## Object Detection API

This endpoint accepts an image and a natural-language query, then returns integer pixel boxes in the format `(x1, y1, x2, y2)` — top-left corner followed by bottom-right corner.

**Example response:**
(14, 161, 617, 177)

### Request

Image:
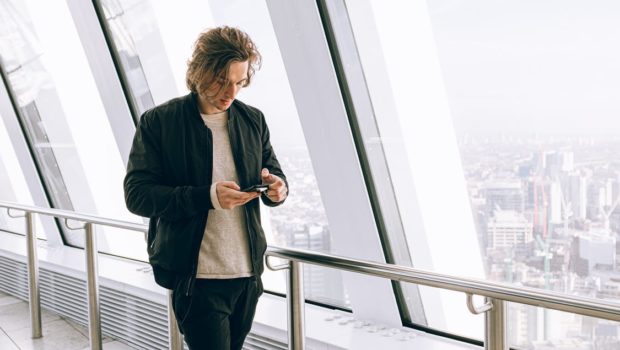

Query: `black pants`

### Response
(172, 276, 261, 350)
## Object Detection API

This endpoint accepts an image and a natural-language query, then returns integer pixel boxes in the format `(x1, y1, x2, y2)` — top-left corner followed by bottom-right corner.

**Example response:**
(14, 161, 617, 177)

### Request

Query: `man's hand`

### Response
(216, 181, 260, 209)
(261, 168, 287, 202)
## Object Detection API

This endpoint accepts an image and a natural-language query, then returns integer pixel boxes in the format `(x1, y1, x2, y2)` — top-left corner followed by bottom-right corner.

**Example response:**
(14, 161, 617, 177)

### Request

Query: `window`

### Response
(0, 109, 45, 239)
(344, 0, 620, 346)
(98, 0, 347, 307)
(0, 0, 144, 259)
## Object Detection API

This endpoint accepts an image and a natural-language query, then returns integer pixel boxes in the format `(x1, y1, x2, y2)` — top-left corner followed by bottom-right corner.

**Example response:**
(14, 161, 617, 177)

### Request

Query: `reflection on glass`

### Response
(99, 0, 348, 307)
(0, 0, 73, 234)
(0, 110, 45, 239)
(100, 0, 157, 115)
(347, 0, 620, 346)
(20, 103, 74, 210)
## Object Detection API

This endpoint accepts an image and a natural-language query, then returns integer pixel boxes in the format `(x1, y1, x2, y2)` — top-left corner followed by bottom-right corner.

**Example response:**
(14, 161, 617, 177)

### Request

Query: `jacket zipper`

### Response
(149, 218, 160, 250)
(228, 120, 258, 275)
(186, 125, 213, 296)
(186, 212, 207, 296)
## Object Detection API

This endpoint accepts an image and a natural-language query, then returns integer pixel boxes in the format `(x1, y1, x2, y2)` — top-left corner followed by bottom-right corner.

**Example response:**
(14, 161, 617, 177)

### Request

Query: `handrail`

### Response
(0, 201, 179, 350)
(2, 201, 620, 350)
(266, 247, 620, 322)
(2, 202, 148, 232)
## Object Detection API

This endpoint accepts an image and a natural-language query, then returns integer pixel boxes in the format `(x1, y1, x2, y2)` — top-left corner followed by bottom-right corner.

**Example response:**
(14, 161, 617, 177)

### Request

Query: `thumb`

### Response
(261, 168, 270, 180)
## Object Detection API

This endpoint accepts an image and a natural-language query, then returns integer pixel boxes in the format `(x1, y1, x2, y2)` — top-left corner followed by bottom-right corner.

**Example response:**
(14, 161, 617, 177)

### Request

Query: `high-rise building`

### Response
(509, 304, 541, 347)
(587, 183, 606, 221)
(286, 225, 346, 306)
(570, 232, 616, 277)
(487, 210, 533, 248)
(545, 151, 574, 178)
(549, 182, 563, 225)
(484, 180, 524, 216)
(568, 174, 588, 220)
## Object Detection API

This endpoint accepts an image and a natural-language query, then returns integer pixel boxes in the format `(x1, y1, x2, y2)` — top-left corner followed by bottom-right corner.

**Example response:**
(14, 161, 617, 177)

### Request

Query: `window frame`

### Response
(0, 60, 63, 246)
(265, 0, 401, 324)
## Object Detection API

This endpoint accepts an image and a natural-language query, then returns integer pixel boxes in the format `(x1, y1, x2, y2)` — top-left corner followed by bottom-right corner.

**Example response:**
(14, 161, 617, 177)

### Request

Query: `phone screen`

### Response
(242, 184, 269, 192)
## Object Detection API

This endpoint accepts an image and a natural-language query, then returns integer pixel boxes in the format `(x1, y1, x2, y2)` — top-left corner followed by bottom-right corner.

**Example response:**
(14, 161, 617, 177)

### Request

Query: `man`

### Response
(124, 26, 287, 349)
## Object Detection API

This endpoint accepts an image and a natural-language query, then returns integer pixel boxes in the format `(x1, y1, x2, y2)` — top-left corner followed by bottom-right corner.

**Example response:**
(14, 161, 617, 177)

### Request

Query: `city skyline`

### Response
(459, 134, 620, 348)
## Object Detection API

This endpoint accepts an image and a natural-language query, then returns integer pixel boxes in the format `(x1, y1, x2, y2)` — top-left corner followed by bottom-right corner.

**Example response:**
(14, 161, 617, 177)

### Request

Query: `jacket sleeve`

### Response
(258, 111, 288, 207)
(124, 111, 213, 220)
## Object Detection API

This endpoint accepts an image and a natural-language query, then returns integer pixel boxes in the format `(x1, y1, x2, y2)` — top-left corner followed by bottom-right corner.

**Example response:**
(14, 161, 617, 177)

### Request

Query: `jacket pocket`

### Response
(150, 217, 201, 271)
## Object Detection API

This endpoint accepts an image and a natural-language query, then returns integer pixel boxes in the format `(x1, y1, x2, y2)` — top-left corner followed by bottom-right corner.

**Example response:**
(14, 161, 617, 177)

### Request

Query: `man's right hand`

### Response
(216, 181, 259, 209)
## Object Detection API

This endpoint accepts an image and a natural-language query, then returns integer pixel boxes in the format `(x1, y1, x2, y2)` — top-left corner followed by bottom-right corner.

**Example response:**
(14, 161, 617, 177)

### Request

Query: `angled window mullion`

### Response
(0, 59, 64, 246)
(66, 0, 136, 164)
(266, 0, 401, 325)
(316, 0, 428, 326)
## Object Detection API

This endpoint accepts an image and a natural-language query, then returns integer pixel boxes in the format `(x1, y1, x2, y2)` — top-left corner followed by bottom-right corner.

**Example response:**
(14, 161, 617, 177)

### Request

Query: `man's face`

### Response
(201, 60, 249, 114)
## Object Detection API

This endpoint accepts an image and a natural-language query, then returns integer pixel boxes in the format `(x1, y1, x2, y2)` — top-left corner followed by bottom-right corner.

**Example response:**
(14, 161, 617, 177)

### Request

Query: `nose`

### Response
(226, 84, 238, 97)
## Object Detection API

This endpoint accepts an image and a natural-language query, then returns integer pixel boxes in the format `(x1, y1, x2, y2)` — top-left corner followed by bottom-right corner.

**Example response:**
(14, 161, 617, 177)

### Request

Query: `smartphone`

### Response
(241, 184, 269, 193)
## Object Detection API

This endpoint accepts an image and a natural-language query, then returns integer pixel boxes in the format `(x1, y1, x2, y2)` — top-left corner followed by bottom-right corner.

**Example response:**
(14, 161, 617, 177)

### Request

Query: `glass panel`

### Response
(100, 0, 348, 307)
(345, 0, 620, 344)
(0, 0, 145, 259)
(508, 303, 620, 349)
(0, 109, 45, 239)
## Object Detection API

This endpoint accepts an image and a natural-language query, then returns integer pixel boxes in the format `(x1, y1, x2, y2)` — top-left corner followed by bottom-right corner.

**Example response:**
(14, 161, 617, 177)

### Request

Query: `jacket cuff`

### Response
(192, 185, 214, 211)
(210, 183, 223, 210)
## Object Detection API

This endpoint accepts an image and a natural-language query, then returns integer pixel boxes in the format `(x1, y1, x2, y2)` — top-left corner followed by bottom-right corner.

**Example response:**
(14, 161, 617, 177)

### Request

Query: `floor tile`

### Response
(64, 317, 114, 343)
(0, 297, 135, 350)
(10, 318, 89, 350)
(0, 301, 60, 332)
(80, 340, 136, 350)
(0, 295, 22, 307)
(0, 329, 19, 350)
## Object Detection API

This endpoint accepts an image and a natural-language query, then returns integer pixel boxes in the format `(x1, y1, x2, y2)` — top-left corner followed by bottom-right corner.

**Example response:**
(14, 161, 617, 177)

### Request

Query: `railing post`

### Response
(168, 290, 183, 350)
(485, 297, 507, 350)
(84, 223, 102, 350)
(25, 212, 42, 338)
(287, 260, 305, 350)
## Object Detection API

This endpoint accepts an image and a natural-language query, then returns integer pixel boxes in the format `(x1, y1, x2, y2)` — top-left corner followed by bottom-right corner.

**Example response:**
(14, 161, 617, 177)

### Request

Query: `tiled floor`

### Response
(0, 290, 135, 350)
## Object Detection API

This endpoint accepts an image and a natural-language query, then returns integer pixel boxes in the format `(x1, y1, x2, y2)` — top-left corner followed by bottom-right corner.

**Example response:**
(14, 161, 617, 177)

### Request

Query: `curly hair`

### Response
(186, 26, 261, 96)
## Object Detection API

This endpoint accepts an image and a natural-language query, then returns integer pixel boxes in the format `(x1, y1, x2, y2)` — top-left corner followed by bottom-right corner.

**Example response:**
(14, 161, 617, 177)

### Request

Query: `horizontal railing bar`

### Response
(0, 201, 147, 233)
(266, 247, 620, 323)
(2, 201, 619, 325)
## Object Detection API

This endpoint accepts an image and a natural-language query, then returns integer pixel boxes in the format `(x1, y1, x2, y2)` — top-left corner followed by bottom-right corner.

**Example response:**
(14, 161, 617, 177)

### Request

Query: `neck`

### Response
(197, 94, 228, 115)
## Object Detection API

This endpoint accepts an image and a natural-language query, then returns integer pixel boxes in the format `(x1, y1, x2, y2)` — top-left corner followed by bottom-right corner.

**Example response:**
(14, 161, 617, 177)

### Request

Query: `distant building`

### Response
(509, 303, 541, 347)
(487, 210, 533, 248)
(549, 182, 563, 225)
(567, 174, 588, 220)
(483, 181, 524, 215)
(587, 181, 612, 221)
(570, 232, 616, 277)
(544, 151, 574, 178)
(286, 225, 345, 305)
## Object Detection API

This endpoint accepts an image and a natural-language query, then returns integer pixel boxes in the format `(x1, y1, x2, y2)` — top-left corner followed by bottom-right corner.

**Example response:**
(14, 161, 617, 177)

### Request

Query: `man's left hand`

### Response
(261, 168, 287, 202)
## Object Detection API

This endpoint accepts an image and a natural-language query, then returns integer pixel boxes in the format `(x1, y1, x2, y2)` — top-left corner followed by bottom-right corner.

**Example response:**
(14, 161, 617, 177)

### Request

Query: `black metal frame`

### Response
(91, 0, 141, 125)
(0, 59, 66, 245)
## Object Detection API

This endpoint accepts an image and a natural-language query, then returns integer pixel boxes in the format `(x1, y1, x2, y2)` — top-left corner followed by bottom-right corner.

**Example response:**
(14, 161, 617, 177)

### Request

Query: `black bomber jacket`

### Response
(123, 92, 287, 295)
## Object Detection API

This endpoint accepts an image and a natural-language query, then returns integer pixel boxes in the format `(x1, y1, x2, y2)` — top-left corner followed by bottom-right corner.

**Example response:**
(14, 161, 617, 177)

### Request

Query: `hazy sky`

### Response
(426, 0, 620, 136)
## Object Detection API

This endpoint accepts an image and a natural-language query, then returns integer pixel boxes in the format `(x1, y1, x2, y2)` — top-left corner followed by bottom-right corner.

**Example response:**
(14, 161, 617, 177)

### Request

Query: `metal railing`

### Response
(265, 247, 620, 350)
(2, 201, 620, 350)
(0, 201, 181, 350)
